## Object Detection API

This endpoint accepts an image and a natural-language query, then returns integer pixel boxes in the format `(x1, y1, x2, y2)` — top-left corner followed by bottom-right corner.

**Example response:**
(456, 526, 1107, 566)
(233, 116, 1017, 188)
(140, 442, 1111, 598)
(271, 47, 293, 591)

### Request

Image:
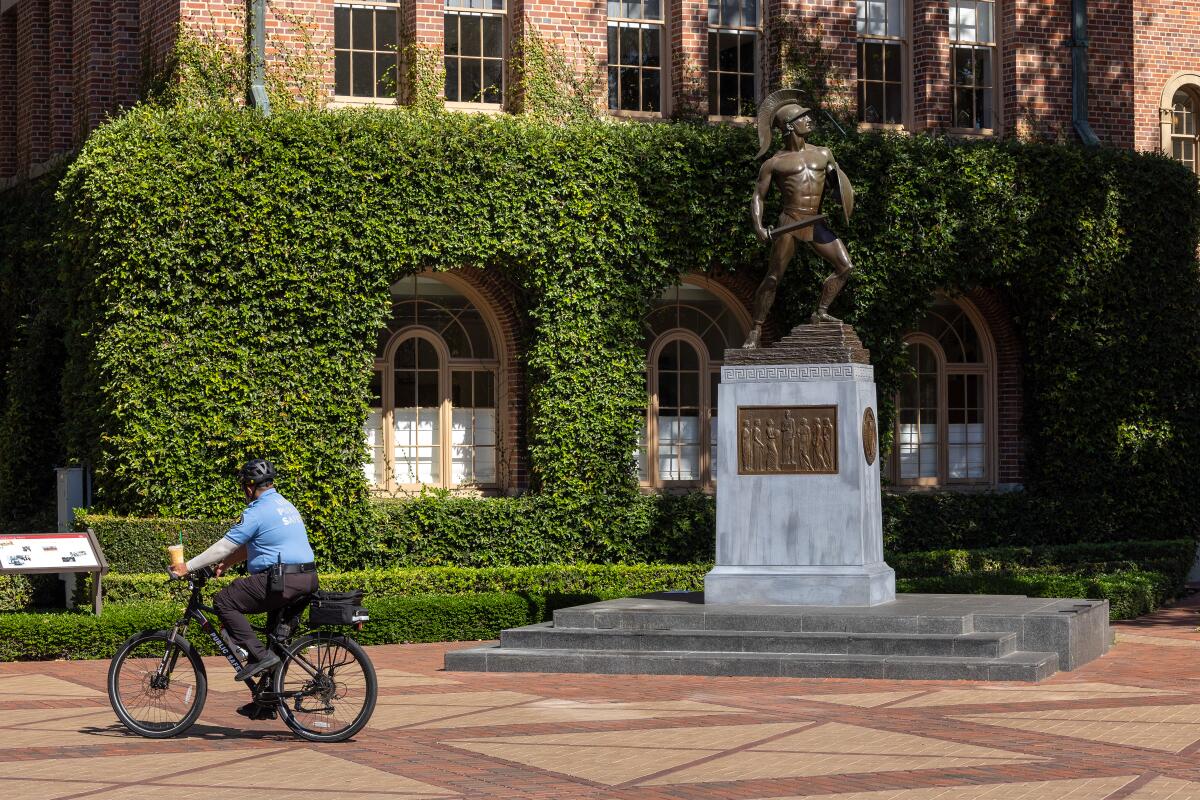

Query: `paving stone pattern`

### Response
(6, 597, 1200, 799)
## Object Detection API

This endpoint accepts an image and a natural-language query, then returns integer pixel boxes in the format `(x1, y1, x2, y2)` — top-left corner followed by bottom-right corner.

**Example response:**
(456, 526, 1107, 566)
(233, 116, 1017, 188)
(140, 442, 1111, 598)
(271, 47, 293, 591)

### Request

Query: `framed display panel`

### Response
(0, 529, 110, 614)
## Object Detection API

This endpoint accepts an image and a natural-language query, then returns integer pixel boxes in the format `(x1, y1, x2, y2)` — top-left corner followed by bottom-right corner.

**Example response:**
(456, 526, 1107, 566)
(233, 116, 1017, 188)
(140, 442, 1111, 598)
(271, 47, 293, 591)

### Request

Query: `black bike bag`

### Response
(308, 589, 369, 626)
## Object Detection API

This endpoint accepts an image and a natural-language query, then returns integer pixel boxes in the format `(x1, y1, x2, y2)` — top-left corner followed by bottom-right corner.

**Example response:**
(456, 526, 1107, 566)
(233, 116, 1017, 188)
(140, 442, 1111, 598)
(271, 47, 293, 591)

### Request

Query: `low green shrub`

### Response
(888, 538, 1195, 582)
(87, 563, 709, 605)
(0, 575, 33, 611)
(897, 568, 1175, 621)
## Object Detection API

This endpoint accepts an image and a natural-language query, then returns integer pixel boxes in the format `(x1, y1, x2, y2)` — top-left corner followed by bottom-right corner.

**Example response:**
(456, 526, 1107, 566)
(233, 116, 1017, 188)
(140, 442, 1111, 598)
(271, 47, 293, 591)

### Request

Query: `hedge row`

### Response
(0, 566, 1172, 660)
(898, 568, 1177, 622)
(79, 495, 1194, 574)
(0, 593, 611, 661)
(87, 563, 710, 606)
(82, 538, 1190, 607)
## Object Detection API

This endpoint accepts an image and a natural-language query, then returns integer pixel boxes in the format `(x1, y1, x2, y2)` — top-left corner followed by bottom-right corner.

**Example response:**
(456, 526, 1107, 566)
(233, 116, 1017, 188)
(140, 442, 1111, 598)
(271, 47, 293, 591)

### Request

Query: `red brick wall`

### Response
(1132, 0, 1200, 153)
(1002, 0, 1072, 141)
(1088, 0, 1134, 148)
(50, 0, 74, 155)
(764, 0, 855, 109)
(911, 0, 949, 129)
(0, 9, 17, 180)
(16, 0, 52, 176)
(669, 0, 707, 116)
(511, 0, 606, 110)
(968, 288, 1024, 486)
(139, 0, 179, 76)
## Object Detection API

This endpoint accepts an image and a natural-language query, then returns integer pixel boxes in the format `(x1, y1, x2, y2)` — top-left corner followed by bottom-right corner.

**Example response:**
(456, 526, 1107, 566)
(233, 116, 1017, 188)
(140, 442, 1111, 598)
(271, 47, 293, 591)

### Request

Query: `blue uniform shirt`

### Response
(222, 488, 315, 574)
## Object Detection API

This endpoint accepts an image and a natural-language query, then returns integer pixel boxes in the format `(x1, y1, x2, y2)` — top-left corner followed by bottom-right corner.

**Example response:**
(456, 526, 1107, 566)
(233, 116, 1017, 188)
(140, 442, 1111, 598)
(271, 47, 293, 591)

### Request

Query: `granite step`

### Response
(444, 646, 1060, 682)
(501, 623, 1019, 658)
(553, 606, 979, 635)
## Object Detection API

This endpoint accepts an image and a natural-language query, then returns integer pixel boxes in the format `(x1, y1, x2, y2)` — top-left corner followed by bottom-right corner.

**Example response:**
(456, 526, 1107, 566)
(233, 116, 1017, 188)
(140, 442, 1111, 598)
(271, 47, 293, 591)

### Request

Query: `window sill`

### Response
(883, 483, 997, 494)
(707, 114, 755, 126)
(445, 101, 506, 115)
(858, 122, 908, 132)
(329, 96, 399, 108)
(369, 485, 502, 499)
(608, 109, 668, 122)
(945, 127, 997, 138)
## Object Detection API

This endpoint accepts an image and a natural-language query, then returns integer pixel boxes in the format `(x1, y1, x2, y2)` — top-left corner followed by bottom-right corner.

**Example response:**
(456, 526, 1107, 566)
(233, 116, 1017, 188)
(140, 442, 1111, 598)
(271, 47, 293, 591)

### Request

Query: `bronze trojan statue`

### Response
(744, 89, 856, 348)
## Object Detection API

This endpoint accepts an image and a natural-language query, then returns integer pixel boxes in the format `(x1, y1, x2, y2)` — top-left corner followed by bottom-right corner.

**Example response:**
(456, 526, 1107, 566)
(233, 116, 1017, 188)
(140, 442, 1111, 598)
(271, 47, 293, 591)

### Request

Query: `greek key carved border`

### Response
(721, 364, 874, 383)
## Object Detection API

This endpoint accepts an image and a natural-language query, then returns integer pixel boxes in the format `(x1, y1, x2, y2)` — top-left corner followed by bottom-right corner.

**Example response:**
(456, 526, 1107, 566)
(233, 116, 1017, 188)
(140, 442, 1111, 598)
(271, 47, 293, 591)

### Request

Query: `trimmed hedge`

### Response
(0, 104, 1189, 555)
(0, 593, 609, 661)
(898, 568, 1176, 622)
(87, 563, 710, 605)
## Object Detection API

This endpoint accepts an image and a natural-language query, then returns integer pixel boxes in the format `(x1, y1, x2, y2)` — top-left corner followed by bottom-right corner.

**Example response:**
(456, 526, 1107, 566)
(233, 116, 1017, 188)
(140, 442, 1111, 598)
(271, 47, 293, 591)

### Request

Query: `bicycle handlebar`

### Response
(166, 565, 216, 582)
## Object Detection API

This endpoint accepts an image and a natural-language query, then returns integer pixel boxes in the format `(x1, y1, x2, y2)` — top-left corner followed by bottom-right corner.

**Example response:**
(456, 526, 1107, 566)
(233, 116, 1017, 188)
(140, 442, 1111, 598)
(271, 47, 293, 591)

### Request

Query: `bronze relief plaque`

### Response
(862, 407, 877, 466)
(737, 405, 838, 475)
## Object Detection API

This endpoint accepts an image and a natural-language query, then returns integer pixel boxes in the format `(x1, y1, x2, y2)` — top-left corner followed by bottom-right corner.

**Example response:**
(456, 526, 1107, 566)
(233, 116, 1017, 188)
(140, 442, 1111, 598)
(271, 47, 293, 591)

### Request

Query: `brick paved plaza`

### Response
(5, 598, 1200, 800)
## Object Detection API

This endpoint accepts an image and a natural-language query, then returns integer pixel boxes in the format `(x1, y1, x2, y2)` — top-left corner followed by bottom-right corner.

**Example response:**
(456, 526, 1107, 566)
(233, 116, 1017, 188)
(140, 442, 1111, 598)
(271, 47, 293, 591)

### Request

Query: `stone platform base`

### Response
(705, 563, 896, 606)
(444, 592, 1111, 682)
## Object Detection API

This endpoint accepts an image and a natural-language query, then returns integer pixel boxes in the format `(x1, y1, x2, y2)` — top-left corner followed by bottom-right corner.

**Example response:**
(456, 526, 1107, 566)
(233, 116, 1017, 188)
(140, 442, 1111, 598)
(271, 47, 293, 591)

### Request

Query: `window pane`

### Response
(864, 83, 884, 124)
(621, 25, 640, 66)
(886, 0, 902, 35)
(445, 58, 460, 101)
(620, 66, 639, 109)
(416, 370, 439, 408)
(866, 42, 884, 81)
(462, 60, 482, 102)
(608, 67, 619, 109)
(742, 0, 757, 26)
(645, 0, 661, 20)
(352, 52, 373, 96)
(643, 27, 660, 67)
(740, 33, 755, 74)
(377, 53, 398, 97)
(335, 7, 351, 49)
(720, 73, 739, 116)
(483, 60, 503, 103)
(884, 42, 901, 82)
(978, 1, 992, 41)
(642, 69, 661, 111)
(722, 0, 739, 26)
(352, 8, 373, 50)
(884, 83, 901, 124)
(679, 371, 700, 407)
(483, 15, 504, 57)
(461, 14, 481, 56)
(335, 51, 350, 95)
(377, 9, 398, 50)
(446, 15, 460, 55)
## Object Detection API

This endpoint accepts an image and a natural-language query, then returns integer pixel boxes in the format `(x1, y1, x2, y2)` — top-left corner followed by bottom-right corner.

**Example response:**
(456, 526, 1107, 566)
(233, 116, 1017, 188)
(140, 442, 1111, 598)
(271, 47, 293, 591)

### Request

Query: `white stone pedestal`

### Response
(704, 357, 895, 606)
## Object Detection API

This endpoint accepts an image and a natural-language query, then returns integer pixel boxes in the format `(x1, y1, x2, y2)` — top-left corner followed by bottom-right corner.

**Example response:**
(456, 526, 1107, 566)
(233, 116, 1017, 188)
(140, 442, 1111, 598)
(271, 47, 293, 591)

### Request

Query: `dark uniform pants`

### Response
(213, 572, 318, 661)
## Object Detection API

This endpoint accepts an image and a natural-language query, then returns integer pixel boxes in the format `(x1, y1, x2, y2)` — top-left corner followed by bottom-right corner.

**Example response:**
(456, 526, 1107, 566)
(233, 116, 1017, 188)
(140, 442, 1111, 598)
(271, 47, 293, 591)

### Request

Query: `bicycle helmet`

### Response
(237, 458, 277, 487)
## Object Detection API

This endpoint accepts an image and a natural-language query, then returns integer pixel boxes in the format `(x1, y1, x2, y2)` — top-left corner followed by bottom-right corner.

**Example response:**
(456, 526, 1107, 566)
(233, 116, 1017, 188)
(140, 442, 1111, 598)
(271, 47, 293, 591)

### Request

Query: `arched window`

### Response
(1172, 88, 1199, 174)
(639, 278, 749, 488)
(366, 275, 501, 491)
(892, 297, 995, 487)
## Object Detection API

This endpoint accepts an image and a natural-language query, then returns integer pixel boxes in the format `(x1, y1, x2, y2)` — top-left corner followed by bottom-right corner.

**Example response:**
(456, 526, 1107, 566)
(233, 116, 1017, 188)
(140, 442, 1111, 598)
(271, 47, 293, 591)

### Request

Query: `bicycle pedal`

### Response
(236, 701, 277, 721)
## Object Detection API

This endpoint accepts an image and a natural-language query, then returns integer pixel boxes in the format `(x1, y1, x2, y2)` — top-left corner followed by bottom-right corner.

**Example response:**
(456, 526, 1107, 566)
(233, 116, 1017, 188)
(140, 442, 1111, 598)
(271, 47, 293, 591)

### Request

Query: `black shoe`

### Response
(234, 652, 281, 682)
(236, 701, 278, 721)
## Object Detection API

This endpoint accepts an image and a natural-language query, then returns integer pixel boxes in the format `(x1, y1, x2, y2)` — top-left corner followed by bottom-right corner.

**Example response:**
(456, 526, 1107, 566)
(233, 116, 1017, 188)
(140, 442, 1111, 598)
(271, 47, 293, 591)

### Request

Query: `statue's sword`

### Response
(768, 213, 826, 240)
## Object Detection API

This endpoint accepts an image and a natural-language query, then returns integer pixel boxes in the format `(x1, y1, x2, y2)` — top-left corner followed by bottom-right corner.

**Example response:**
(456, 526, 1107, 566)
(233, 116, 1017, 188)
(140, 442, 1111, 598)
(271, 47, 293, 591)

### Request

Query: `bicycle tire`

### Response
(108, 629, 207, 739)
(275, 631, 377, 743)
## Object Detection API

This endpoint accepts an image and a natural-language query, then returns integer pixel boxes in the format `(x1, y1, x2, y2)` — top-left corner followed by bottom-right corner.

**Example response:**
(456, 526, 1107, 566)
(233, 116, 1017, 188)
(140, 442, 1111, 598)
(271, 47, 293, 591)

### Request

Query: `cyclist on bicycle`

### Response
(169, 458, 317, 717)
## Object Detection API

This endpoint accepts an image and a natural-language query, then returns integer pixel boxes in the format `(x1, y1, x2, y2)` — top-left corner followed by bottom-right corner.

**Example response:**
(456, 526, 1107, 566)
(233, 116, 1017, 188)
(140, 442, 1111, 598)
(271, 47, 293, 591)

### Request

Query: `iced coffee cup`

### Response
(168, 544, 185, 569)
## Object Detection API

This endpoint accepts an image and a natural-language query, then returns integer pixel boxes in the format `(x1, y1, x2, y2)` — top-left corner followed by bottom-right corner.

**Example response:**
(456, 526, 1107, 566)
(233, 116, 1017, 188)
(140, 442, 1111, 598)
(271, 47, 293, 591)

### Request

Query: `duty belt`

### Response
(257, 562, 317, 575)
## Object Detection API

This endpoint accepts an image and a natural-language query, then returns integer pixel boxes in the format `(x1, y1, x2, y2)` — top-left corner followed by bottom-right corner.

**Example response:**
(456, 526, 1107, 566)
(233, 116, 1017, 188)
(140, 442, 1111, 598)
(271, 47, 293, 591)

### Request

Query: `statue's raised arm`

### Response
(742, 90, 858, 349)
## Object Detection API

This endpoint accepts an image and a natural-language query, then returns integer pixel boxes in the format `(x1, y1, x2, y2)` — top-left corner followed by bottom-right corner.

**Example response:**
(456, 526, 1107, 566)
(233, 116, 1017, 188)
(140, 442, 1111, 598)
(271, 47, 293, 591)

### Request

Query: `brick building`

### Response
(1, 0, 1195, 495)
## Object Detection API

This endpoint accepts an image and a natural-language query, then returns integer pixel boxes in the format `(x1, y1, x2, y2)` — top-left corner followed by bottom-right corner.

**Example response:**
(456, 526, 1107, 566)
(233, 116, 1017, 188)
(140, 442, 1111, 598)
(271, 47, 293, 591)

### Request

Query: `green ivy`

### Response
(0, 106, 1196, 552)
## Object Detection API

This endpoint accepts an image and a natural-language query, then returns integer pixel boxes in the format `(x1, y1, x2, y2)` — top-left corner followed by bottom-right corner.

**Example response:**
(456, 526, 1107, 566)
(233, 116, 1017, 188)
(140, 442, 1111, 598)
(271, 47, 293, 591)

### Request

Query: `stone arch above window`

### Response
(639, 276, 751, 489)
(1160, 73, 1200, 174)
(891, 296, 997, 488)
(366, 272, 508, 493)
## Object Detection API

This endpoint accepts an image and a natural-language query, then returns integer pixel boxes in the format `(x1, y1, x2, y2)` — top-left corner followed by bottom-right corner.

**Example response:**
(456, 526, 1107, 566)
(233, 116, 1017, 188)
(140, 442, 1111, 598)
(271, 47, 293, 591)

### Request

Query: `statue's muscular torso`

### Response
(768, 143, 832, 217)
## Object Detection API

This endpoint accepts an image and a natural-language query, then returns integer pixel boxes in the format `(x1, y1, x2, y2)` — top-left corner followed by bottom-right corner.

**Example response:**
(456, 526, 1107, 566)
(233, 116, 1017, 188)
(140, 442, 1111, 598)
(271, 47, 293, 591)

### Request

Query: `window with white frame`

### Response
(608, 0, 664, 113)
(639, 281, 748, 488)
(334, 3, 401, 99)
(893, 299, 993, 486)
(948, 0, 995, 130)
(366, 276, 500, 491)
(1171, 88, 1199, 174)
(444, 0, 506, 104)
(708, 0, 758, 117)
(856, 0, 905, 125)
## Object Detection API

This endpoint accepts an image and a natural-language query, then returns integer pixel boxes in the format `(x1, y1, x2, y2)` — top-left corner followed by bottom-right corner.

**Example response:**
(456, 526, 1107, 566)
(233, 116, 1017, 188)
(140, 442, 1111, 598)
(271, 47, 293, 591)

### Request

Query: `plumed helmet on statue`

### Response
(756, 89, 808, 158)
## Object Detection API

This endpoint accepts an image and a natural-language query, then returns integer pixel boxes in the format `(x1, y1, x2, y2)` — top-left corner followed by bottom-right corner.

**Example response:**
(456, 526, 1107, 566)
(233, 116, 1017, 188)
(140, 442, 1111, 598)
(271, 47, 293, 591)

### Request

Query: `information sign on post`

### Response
(0, 529, 109, 615)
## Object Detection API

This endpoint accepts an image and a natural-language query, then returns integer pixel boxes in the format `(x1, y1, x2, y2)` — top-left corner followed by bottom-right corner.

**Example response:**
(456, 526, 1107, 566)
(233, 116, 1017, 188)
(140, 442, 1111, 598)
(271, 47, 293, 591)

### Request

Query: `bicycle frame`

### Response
(164, 572, 330, 700)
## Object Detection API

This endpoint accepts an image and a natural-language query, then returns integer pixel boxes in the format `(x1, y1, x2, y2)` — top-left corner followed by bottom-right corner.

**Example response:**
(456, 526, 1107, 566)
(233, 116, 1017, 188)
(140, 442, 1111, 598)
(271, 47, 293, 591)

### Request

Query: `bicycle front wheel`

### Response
(276, 631, 377, 742)
(108, 630, 207, 738)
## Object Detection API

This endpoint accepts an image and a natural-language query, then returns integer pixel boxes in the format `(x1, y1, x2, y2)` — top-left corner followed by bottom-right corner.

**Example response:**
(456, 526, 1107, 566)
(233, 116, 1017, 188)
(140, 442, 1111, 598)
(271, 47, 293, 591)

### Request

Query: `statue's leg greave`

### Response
(809, 238, 854, 324)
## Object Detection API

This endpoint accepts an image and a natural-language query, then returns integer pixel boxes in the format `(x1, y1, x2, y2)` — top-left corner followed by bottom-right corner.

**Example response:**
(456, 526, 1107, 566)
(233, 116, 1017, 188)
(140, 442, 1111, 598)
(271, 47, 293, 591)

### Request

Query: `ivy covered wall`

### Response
(2, 106, 1198, 557)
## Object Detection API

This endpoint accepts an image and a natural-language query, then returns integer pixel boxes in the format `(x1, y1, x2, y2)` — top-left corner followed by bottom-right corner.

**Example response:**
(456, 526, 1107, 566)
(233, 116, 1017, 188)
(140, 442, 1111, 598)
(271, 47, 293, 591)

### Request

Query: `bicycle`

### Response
(107, 566, 377, 742)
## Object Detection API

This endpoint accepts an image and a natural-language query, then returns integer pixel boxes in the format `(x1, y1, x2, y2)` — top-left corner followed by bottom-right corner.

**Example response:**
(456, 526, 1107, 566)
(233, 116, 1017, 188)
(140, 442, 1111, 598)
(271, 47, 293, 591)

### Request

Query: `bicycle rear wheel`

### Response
(108, 630, 207, 738)
(276, 631, 377, 742)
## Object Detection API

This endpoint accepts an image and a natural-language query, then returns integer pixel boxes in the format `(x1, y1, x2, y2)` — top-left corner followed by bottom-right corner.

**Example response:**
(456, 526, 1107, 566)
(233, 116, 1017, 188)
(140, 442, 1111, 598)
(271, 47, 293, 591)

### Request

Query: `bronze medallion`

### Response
(862, 407, 877, 466)
(736, 405, 838, 475)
